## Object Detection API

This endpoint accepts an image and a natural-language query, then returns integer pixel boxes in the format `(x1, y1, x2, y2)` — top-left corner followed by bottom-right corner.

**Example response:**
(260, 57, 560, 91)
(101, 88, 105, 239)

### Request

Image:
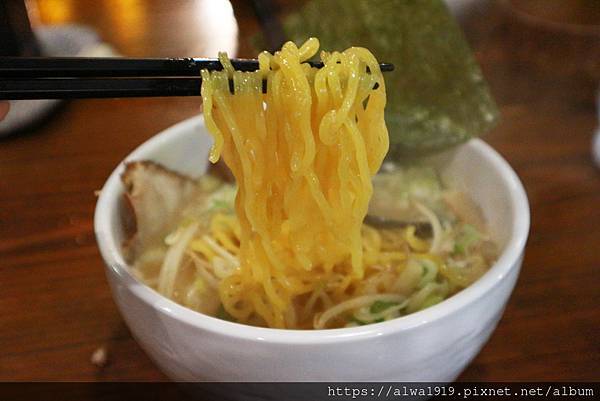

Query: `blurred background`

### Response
(0, 0, 598, 382)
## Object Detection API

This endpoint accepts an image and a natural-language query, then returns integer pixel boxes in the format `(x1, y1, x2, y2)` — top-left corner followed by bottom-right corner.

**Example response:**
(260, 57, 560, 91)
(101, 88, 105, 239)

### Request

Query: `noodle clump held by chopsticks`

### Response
(200, 38, 389, 328)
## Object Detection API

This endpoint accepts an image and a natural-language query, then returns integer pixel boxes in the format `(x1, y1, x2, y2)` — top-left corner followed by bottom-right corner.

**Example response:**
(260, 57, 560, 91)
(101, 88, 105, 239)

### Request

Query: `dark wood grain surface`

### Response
(1, 0, 598, 383)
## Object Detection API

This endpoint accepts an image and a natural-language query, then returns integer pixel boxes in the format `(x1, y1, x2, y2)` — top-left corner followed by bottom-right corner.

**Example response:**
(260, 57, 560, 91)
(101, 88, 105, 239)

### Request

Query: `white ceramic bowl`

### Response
(94, 115, 529, 382)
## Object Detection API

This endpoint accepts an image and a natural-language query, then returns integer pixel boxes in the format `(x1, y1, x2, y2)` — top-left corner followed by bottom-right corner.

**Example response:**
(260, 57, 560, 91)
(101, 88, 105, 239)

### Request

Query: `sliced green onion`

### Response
(421, 294, 444, 310)
(453, 224, 481, 255)
(348, 316, 368, 326)
(216, 305, 236, 322)
(370, 300, 400, 314)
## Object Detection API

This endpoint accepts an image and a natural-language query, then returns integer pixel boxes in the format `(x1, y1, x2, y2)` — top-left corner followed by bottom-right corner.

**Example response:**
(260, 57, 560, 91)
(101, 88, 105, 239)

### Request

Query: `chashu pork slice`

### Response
(121, 161, 200, 262)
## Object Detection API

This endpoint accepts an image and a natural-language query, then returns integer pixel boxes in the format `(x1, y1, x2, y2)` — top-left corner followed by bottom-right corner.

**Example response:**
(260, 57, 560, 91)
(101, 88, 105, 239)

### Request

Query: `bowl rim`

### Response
(94, 115, 530, 344)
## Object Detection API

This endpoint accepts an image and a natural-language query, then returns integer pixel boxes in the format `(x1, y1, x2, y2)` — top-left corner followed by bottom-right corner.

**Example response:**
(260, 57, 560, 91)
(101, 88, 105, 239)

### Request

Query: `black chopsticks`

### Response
(0, 77, 202, 99)
(0, 57, 394, 100)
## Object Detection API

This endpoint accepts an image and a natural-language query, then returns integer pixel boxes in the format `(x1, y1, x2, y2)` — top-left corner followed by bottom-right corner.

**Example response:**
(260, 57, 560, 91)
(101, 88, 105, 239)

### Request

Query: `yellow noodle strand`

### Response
(201, 38, 388, 328)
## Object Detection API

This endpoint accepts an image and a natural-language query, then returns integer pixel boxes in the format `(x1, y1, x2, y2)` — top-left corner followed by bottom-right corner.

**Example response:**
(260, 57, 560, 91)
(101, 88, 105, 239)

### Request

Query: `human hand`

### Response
(0, 102, 9, 121)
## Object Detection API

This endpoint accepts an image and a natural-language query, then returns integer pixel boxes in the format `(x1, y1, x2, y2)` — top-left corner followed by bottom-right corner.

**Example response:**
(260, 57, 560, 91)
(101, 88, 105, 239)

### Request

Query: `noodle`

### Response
(200, 38, 388, 328)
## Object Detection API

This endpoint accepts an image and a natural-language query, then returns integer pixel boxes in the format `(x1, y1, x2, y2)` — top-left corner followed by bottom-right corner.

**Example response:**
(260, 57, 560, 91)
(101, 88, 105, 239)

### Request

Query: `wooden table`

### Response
(1, 0, 598, 383)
